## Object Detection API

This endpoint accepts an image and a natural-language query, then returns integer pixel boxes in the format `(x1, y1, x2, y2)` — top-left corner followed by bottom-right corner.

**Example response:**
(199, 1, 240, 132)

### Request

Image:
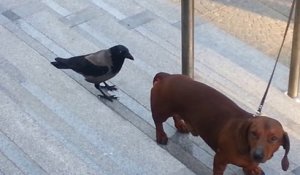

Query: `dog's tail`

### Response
(153, 72, 170, 85)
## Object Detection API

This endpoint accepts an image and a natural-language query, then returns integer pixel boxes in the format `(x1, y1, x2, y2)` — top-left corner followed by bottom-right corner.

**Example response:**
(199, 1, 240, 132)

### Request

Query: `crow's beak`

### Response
(126, 52, 134, 60)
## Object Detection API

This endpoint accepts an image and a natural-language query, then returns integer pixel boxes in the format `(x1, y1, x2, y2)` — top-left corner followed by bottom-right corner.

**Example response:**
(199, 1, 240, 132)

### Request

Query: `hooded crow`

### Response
(51, 45, 134, 101)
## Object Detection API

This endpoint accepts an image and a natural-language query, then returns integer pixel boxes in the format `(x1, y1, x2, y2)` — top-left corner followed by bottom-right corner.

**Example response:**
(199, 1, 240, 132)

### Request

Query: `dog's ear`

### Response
(237, 119, 252, 154)
(281, 132, 290, 171)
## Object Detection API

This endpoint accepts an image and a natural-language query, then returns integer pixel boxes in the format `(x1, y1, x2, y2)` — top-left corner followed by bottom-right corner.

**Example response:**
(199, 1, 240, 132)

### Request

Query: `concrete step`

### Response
(1, 0, 299, 174)
(0, 151, 23, 175)
(45, 1, 300, 174)
(0, 58, 124, 175)
(0, 25, 195, 175)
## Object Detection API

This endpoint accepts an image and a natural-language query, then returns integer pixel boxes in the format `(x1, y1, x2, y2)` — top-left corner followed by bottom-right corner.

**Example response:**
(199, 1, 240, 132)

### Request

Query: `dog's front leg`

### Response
(213, 154, 227, 175)
(243, 166, 265, 175)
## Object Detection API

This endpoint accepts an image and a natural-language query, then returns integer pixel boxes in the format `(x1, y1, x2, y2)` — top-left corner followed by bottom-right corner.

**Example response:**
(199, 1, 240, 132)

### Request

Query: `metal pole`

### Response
(181, 0, 194, 78)
(288, 0, 300, 98)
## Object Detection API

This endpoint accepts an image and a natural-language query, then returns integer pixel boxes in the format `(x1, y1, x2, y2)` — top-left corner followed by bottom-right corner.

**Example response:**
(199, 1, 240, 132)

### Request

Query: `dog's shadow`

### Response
(170, 132, 194, 152)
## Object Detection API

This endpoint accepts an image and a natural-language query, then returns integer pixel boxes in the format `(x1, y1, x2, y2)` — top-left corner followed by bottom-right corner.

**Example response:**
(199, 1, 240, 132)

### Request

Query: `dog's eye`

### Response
(270, 136, 278, 142)
(250, 131, 258, 139)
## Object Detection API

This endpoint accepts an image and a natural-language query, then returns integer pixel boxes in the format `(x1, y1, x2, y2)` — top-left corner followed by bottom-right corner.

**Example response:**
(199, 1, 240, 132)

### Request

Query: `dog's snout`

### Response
(253, 148, 264, 162)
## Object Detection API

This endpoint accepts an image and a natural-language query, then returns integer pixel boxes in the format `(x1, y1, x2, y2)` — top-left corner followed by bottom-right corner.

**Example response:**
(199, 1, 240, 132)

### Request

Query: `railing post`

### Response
(181, 0, 194, 78)
(288, 0, 300, 98)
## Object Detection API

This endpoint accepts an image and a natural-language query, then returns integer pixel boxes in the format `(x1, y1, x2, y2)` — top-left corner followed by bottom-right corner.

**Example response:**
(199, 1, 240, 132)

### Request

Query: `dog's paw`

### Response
(176, 121, 189, 133)
(243, 167, 264, 175)
(174, 117, 189, 133)
(156, 132, 168, 145)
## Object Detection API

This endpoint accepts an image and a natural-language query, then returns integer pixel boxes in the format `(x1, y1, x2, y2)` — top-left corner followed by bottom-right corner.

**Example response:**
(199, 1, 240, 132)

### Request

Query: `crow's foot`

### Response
(100, 84, 117, 91)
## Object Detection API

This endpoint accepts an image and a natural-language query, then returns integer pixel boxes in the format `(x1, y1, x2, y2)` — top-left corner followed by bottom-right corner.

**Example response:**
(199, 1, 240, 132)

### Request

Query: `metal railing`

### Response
(288, 0, 300, 99)
(181, 0, 194, 78)
(181, 0, 299, 98)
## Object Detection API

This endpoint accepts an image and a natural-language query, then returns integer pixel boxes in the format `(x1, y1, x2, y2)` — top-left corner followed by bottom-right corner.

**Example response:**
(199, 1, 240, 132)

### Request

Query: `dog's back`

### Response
(151, 72, 247, 117)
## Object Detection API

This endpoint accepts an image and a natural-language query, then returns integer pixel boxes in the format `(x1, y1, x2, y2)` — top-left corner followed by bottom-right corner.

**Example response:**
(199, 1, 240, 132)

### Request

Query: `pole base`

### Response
(284, 91, 300, 103)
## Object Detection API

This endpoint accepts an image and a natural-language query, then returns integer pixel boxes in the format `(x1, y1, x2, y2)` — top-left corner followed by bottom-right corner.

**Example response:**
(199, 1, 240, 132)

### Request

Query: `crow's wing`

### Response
(56, 55, 109, 76)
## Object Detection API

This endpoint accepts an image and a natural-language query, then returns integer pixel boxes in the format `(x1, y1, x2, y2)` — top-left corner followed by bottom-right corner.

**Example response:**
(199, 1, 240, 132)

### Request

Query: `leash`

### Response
(254, 0, 296, 116)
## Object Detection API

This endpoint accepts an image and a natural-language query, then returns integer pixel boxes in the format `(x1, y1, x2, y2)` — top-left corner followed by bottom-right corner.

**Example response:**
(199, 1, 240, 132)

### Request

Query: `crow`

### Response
(51, 45, 134, 101)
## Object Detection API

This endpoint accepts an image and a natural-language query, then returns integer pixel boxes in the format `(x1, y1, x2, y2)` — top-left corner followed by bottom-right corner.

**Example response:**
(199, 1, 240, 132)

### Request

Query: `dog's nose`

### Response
(253, 148, 264, 162)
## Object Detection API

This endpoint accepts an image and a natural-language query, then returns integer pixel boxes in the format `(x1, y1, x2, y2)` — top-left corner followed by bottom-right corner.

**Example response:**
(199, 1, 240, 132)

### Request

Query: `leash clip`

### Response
(253, 111, 261, 117)
(253, 105, 262, 117)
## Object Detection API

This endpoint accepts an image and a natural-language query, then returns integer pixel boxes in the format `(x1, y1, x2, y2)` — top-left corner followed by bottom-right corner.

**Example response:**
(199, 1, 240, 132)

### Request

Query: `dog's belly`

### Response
(181, 114, 223, 152)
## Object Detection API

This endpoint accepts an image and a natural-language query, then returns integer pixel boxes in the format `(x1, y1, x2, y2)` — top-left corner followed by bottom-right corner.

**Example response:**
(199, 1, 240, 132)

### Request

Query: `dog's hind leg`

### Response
(173, 114, 189, 133)
(153, 118, 168, 145)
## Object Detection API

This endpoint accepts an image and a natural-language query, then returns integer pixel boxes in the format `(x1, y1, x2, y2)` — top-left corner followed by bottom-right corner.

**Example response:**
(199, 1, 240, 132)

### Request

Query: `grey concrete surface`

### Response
(0, 0, 299, 175)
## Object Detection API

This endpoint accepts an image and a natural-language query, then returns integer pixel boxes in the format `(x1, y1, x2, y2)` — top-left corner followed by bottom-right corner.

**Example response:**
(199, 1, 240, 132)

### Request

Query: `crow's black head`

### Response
(110, 45, 134, 60)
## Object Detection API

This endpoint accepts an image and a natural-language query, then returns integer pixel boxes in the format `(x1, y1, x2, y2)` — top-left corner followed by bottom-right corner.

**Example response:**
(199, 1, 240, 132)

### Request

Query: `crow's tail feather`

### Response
(51, 57, 69, 69)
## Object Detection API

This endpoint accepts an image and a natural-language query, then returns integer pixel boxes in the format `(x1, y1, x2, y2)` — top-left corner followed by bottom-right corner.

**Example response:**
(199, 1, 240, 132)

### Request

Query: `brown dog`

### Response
(150, 72, 290, 175)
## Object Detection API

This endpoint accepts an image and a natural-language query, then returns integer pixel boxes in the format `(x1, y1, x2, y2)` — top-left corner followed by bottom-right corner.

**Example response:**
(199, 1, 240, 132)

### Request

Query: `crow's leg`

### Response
(100, 82, 117, 91)
(94, 84, 117, 102)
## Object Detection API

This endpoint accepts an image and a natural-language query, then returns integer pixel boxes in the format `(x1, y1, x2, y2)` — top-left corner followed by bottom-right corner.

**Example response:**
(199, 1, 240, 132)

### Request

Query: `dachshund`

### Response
(150, 72, 290, 175)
